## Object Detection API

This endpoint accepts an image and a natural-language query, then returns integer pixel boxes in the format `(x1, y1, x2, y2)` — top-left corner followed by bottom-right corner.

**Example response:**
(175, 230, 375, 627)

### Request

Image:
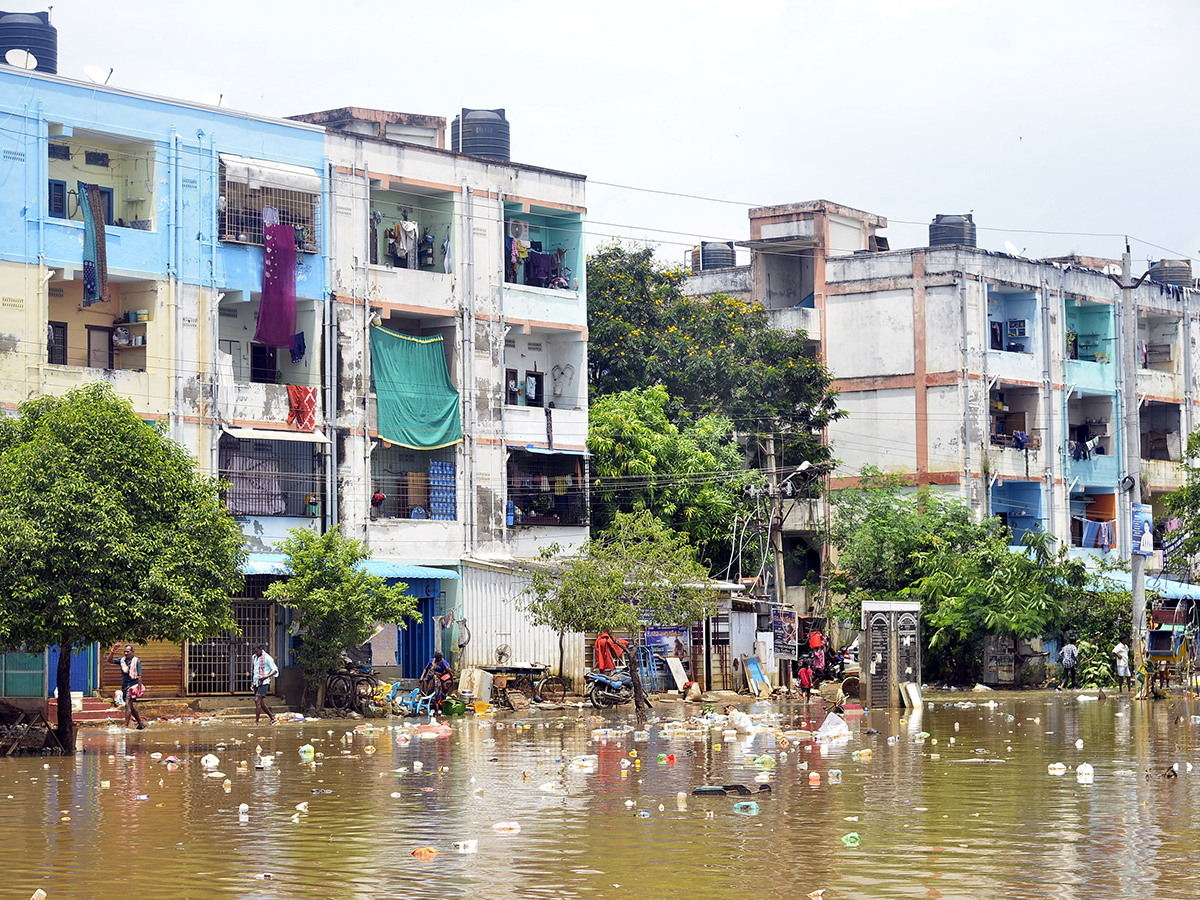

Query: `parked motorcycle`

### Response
(585, 667, 634, 709)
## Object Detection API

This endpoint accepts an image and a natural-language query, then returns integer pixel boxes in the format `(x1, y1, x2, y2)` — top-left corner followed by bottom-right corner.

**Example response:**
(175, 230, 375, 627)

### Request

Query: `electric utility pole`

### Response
(1115, 243, 1148, 679)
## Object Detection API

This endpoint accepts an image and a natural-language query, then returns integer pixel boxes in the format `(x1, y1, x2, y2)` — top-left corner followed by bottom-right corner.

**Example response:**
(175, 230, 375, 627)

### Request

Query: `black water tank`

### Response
(691, 241, 735, 272)
(929, 213, 976, 248)
(1150, 259, 1193, 287)
(451, 108, 510, 161)
(0, 10, 56, 74)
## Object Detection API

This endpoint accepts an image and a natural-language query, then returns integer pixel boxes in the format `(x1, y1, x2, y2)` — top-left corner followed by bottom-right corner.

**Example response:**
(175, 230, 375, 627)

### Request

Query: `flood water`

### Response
(4, 692, 1200, 899)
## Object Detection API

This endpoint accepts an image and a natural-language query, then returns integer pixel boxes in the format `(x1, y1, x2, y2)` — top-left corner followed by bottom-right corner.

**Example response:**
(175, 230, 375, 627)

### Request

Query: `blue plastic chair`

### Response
(395, 688, 435, 717)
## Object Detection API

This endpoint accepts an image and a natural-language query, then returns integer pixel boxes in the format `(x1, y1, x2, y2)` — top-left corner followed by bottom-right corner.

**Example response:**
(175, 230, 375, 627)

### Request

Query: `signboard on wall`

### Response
(645, 626, 689, 659)
(771, 607, 798, 661)
(1133, 503, 1154, 557)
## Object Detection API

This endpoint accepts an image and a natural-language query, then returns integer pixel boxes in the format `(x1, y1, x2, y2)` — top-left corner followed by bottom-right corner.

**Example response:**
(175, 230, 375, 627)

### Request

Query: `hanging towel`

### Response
(291, 331, 306, 364)
(254, 223, 297, 348)
(1082, 520, 1101, 549)
(287, 385, 316, 431)
(442, 227, 452, 274)
(215, 349, 236, 423)
(79, 182, 109, 306)
(1097, 520, 1112, 551)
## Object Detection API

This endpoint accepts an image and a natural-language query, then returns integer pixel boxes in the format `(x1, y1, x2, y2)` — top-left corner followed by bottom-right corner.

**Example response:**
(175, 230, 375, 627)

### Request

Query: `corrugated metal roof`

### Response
(1093, 570, 1200, 600)
(242, 553, 459, 580)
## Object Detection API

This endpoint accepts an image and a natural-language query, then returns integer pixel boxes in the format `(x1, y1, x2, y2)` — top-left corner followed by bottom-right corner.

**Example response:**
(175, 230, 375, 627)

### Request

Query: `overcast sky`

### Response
(46, 0, 1200, 270)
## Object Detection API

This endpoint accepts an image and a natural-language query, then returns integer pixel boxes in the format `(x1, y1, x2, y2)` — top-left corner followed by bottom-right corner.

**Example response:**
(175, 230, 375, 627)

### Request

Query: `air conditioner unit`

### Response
(1007, 318, 1030, 338)
(508, 219, 529, 242)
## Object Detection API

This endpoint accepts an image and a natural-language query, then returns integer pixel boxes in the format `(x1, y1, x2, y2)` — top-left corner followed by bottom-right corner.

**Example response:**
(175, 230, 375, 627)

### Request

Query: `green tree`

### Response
(516, 511, 718, 721)
(0, 383, 245, 749)
(910, 531, 1087, 682)
(1164, 429, 1200, 571)
(589, 385, 749, 569)
(264, 528, 419, 709)
(587, 242, 843, 468)
(827, 467, 993, 621)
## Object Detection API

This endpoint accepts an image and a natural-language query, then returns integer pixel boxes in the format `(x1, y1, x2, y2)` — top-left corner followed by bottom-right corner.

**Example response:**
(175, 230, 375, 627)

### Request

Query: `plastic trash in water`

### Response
(200, 754, 220, 768)
(841, 832, 861, 847)
(238, 803, 249, 815)
(852, 749, 872, 761)
(1075, 739, 1084, 749)
(676, 792, 688, 811)
(1048, 763, 1067, 775)
(491, 821, 521, 833)
(828, 770, 842, 784)
(732, 801, 760, 816)
(808, 772, 821, 785)
(452, 840, 478, 854)
(637, 810, 650, 818)
(1076, 763, 1095, 784)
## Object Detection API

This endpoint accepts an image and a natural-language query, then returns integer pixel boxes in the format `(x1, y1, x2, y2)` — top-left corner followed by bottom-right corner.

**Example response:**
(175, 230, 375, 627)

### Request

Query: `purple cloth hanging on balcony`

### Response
(253, 223, 297, 348)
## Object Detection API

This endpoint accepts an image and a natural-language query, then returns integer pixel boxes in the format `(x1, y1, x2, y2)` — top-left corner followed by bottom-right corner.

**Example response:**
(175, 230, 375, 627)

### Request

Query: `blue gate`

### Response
(400, 595, 437, 679)
(46, 644, 98, 697)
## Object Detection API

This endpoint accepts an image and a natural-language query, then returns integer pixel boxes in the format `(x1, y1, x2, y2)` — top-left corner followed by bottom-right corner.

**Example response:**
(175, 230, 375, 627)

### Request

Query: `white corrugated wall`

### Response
(460, 561, 585, 689)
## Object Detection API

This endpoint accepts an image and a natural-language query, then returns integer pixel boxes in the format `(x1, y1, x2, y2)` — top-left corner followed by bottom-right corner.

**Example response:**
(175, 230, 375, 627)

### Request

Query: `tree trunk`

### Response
(315, 679, 326, 712)
(629, 651, 649, 727)
(56, 639, 75, 754)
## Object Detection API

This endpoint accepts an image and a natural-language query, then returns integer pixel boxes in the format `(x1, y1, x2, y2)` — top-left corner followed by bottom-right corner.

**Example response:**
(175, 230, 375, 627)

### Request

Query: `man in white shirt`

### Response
(251, 644, 279, 725)
(1112, 637, 1130, 693)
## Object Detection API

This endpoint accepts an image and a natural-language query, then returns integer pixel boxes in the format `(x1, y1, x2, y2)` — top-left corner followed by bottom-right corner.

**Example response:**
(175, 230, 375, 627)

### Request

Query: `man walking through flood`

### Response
(1112, 636, 1131, 693)
(252, 644, 279, 725)
(1059, 638, 1079, 690)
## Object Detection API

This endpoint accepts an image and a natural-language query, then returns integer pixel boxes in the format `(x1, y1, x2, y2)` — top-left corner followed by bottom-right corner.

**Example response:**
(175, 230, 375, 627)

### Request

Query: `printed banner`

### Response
(772, 607, 798, 661)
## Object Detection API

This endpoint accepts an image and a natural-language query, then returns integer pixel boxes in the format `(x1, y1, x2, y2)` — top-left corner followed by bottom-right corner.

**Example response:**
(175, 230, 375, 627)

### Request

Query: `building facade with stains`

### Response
(313, 109, 590, 684)
(0, 66, 335, 701)
(734, 200, 1198, 601)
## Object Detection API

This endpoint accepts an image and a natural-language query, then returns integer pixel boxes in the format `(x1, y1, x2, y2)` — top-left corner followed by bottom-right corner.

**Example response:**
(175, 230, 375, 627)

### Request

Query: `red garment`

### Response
(809, 631, 823, 649)
(799, 667, 812, 689)
(287, 385, 316, 431)
(593, 632, 629, 672)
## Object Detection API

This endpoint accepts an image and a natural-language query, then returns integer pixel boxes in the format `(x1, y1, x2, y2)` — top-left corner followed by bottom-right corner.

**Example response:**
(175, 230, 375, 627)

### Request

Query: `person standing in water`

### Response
(114, 644, 145, 730)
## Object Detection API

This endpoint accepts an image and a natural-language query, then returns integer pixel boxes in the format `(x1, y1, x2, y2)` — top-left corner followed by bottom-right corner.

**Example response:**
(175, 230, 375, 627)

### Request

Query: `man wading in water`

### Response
(114, 644, 146, 730)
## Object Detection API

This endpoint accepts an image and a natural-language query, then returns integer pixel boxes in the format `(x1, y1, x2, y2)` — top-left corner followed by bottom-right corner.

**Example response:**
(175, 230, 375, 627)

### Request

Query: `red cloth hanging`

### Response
(287, 385, 316, 431)
(593, 632, 629, 672)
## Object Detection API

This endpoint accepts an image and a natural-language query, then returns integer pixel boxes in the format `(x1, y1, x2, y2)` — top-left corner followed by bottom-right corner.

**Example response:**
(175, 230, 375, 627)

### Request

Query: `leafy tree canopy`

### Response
(518, 510, 718, 636)
(1164, 429, 1200, 569)
(827, 467, 993, 618)
(586, 242, 843, 467)
(588, 385, 748, 570)
(264, 528, 419, 706)
(0, 382, 246, 744)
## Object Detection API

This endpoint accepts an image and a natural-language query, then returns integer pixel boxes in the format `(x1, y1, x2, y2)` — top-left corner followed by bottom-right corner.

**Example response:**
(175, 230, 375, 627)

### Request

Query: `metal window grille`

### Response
(219, 168, 320, 253)
(219, 435, 323, 517)
(187, 596, 274, 694)
(372, 445, 457, 520)
(507, 451, 587, 526)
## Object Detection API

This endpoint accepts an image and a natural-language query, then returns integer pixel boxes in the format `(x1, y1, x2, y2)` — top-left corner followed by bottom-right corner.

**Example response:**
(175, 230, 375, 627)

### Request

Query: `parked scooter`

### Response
(585, 667, 634, 709)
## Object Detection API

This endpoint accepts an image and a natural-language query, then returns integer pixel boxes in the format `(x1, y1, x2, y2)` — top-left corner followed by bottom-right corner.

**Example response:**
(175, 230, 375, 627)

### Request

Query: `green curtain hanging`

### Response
(369, 326, 462, 450)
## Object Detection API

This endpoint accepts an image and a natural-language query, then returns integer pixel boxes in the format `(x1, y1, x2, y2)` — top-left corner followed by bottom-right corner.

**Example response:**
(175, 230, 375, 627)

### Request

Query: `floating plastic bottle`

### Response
(841, 832, 861, 847)
(732, 801, 760, 816)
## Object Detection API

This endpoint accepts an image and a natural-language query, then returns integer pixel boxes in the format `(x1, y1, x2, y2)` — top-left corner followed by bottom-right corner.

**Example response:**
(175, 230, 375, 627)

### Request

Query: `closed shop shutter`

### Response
(99, 641, 184, 698)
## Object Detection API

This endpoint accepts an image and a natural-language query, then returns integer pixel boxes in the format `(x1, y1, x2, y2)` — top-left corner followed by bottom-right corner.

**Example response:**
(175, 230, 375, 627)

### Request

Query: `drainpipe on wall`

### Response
(960, 262, 971, 506)
(1184, 288, 1194, 438)
(1040, 275, 1055, 539)
(460, 181, 473, 556)
(209, 133, 220, 479)
(326, 163, 338, 533)
(362, 167, 372, 547)
(168, 129, 181, 441)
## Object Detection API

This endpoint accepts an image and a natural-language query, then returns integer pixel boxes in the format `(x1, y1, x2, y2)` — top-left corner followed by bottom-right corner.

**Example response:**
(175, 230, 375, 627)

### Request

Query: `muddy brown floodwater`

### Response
(3, 692, 1200, 899)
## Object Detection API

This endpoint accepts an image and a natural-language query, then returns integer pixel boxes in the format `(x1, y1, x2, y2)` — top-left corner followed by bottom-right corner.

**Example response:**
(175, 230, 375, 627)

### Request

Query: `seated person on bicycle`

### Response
(423, 651, 455, 703)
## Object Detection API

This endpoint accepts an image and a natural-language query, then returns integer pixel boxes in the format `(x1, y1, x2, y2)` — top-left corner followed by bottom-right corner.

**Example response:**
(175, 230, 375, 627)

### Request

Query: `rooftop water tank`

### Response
(451, 108, 510, 161)
(690, 241, 736, 272)
(929, 213, 976, 248)
(0, 10, 56, 74)
(1150, 259, 1192, 287)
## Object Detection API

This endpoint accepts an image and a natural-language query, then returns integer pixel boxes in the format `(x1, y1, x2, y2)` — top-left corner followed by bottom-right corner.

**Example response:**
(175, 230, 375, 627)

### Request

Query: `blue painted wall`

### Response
(0, 68, 327, 299)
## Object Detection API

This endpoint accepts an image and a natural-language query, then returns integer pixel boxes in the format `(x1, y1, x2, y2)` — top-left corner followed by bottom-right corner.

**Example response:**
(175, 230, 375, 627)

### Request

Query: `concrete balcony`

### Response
(781, 498, 825, 534)
(1066, 452, 1120, 487)
(230, 382, 324, 428)
(36, 364, 163, 414)
(43, 219, 164, 278)
(1137, 366, 1181, 401)
(502, 284, 585, 329)
(767, 306, 821, 342)
(1141, 457, 1184, 492)
(987, 347, 1042, 383)
(988, 443, 1045, 480)
(505, 404, 587, 449)
(1063, 358, 1116, 394)
(367, 265, 454, 312)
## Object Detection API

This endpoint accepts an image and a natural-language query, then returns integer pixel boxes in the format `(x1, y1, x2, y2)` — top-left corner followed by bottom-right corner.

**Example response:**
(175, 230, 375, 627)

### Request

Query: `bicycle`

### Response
(507, 666, 568, 704)
(325, 660, 380, 713)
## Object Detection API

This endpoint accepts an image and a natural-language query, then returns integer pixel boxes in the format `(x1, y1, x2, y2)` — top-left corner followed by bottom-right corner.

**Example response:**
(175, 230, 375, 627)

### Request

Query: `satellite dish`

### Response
(1004, 241, 1024, 258)
(83, 65, 113, 85)
(4, 48, 37, 69)
(199, 91, 226, 108)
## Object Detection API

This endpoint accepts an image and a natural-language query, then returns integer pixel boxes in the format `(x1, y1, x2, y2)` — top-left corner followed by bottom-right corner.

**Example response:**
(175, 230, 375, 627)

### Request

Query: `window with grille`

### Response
(507, 450, 587, 526)
(47, 179, 66, 218)
(219, 435, 323, 517)
(371, 444, 457, 520)
(219, 165, 320, 253)
(47, 321, 67, 365)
